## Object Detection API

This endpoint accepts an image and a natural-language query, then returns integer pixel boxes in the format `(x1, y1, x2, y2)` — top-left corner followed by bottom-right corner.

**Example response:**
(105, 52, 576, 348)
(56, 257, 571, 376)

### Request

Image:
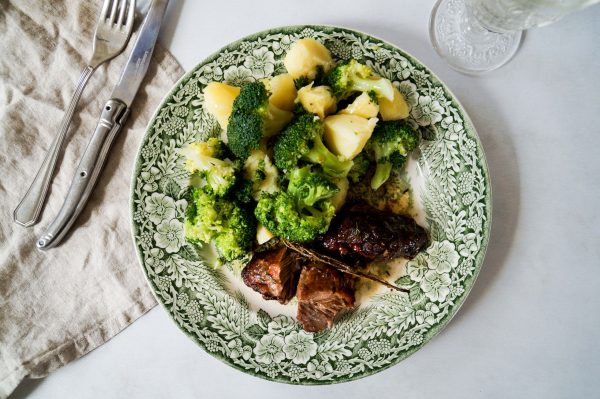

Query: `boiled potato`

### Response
(297, 83, 337, 119)
(339, 92, 379, 118)
(324, 114, 378, 160)
(379, 85, 409, 120)
(263, 74, 296, 111)
(203, 82, 240, 130)
(330, 177, 349, 211)
(256, 223, 274, 245)
(263, 104, 293, 138)
(283, 38, 334, 80)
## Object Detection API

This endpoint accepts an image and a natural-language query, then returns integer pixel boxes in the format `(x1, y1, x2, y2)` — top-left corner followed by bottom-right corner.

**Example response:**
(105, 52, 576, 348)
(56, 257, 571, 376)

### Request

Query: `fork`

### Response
(13, 0, 136, 227)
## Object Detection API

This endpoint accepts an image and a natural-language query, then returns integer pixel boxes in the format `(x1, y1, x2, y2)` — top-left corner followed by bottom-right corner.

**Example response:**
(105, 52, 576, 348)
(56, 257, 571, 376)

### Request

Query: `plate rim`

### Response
(129, 23, 492, 385)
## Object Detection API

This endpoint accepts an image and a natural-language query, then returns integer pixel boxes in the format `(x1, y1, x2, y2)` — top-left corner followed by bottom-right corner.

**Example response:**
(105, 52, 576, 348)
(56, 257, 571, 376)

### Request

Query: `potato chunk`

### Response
(256, 223, 274, 245)
(283, 38, 334, 80)
(263, 74, 296, 112)
(379, 85, 409, 120)
(203, 82, 240, 130)
(297, 83, 337, 119)
(330, 177, 349, 211)
(323, 114, 378, 160)
(339, 92, 379, 118)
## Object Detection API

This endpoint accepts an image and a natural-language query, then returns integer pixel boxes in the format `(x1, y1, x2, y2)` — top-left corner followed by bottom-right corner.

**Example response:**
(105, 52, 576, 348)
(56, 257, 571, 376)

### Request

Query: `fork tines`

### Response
(101, 0, 135, 28)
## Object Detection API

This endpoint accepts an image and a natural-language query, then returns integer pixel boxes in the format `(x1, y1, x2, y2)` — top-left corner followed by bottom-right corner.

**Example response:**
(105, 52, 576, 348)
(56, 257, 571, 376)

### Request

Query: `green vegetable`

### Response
(367, 120, 419, 190)
(294, 76, 310, 90)
(254, 166, 338, 241)
(180, 138, 236, 196)
(368, 91, 379, 105)
(293, 66, 326, 90)
(227, 82, 292, 159)
(213, 205, 256, 261)
(326, 59, 394, 101)
(273, 114, 353, 178)
(243, 149, 280, 200)
(233, 179, 254, 204)
(293, 101, 309, 117)
(255, 191, 336, 242)
(287, 166, 339, 207)
(348, 152, 372, 183)
(184, 187, 255, 261)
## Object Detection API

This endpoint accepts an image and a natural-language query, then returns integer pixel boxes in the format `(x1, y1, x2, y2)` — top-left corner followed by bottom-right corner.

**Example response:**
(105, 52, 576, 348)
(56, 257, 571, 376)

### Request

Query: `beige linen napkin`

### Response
(0, 1, 184, 396)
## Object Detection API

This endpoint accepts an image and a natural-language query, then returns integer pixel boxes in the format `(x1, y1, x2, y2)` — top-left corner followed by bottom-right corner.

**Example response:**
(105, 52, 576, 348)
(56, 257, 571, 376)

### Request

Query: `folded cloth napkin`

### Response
(0, 1, 184, 396)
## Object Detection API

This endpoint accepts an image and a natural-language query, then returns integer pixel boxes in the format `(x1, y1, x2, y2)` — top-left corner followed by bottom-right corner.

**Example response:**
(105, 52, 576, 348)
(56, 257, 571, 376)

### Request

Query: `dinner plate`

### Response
(131, 25, 491, 384)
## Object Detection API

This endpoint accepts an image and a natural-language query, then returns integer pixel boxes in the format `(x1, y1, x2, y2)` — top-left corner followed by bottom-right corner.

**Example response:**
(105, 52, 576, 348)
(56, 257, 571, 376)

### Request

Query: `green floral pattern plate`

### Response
(131, 25, 491, 384)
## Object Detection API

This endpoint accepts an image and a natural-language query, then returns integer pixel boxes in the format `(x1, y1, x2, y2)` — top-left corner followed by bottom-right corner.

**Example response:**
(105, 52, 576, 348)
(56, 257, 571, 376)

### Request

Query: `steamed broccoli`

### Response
(184, 187, 255, 261)
(347, 152, 372, 183)
(213, 205, 256, 261)
(294, 65, 327, 89)
(180, 138, 236, 196)
(367, 120, 419, 190)
(227, 82, 292, 159)
(294, 76, 310, 90)
(233, 179, 254, 204)
(273, 114, 353, 178)
(255, 192, 336, 242)
(293, 101, 309, 117)
(287, 166, 339, 207)
(254, 166, 338, 241)
(326, 59, 394, 102)
(243, 149, 280, 200)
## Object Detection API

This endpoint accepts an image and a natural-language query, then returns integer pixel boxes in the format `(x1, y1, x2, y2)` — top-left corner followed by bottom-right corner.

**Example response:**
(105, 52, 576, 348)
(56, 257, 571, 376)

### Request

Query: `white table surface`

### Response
(11, 1, 600, 398)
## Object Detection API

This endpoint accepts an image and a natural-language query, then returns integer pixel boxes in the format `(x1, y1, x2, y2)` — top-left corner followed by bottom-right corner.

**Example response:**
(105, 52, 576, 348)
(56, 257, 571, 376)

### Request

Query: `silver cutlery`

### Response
(13, 0, 136, 227)
(36, 0, 169, 250)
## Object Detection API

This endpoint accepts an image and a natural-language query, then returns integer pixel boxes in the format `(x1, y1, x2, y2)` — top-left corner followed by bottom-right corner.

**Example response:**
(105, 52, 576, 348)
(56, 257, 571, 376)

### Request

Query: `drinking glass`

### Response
(429, 0, 600, 74)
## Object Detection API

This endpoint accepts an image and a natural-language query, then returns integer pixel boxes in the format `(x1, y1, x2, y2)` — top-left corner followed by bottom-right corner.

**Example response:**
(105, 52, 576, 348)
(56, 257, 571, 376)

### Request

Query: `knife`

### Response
(36, 0, 169, 250)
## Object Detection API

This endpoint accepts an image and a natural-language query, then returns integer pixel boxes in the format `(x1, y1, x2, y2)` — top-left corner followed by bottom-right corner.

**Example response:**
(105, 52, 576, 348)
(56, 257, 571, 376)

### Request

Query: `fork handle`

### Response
(13, 65, 95, 227)
(36, 99, 129, 250)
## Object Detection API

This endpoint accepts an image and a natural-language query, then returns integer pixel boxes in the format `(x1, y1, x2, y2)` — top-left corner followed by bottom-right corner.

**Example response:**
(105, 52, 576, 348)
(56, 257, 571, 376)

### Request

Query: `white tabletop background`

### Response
(10, 1, 600, 398)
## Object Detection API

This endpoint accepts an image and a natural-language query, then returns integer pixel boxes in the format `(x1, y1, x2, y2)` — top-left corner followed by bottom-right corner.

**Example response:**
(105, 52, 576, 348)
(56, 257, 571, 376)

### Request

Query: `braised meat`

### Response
(296, 262, 355, 332)
(317, 202, 428, 262)
(241, 247, 303, 304)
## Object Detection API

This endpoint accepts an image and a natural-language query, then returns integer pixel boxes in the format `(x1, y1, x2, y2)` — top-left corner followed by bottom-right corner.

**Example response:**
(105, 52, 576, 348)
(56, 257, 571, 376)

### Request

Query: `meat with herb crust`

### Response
(317, 202, 428, 263)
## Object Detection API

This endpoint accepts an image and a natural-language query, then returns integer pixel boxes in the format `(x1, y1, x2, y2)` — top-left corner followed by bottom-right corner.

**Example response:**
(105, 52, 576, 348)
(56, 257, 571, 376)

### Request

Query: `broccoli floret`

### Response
(293, 101, 309, 117)
(180, 138, 236, 196)
(184, 188, 226, 243)
(367, 120, 419, 190)
(254, 191, 336, 242)
(254, 166, 338, 242)
(213, 205, 255, 261)
(348, 152, 372, 183)
(243, 149, 280, 200)
(227, 82, 292, 159)
(313, 65, 328, 86)
(368, 91, 379, 105)
(184, 187, 255, 261)
(287, 166, 339, 207)
(294, 76, 310, 90)
(326, 59, 394, 102)
(293, 66, 327, 89)
(233, 179, 254, 204)
(273, 114, 353, 178)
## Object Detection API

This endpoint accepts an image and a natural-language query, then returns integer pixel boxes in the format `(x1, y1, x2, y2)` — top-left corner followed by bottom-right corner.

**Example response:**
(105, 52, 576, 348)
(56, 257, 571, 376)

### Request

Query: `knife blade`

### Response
(36, 0, 169, 250)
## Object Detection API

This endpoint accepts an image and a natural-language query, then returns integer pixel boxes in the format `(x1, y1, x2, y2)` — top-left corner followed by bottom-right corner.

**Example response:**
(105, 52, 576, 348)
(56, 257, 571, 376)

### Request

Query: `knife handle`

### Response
(36, 99, 129, 250)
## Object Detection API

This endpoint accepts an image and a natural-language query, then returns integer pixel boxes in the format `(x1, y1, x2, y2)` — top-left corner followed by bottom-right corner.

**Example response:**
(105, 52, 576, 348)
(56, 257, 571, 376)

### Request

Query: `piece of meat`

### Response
(296, 262, 355, 332)
(241, 247, 303, 304)
(317, 202, 428, 262)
